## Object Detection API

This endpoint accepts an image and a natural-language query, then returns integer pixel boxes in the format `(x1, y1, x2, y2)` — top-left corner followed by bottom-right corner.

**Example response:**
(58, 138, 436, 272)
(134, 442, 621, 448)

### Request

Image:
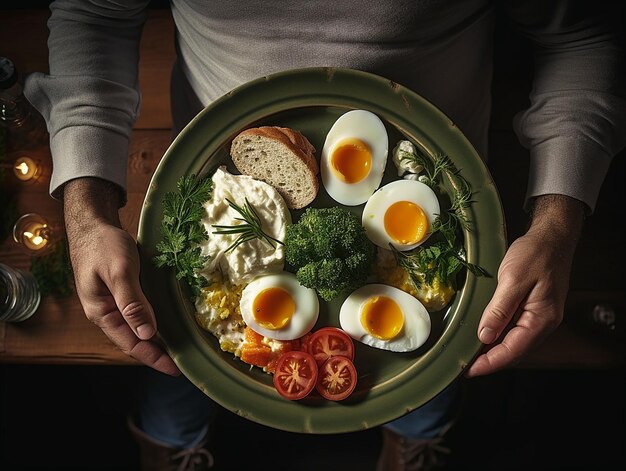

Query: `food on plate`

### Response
(374, 247, 453, 312)
(315, 355, 358, 401)
(362, 179, 440, 251)
(307, 327, 354, 367)
(154, 116, 489, 403)
(392, 139, 424, 176)
(154, 174, 213, 294)
(320, 109, 388, 206)
(390, 239, 487, 312)
(239, 272, 319, 341)
(273, 350, 319, 400)
(199, 166, 290, 285)
(194, 270, 246, 355)
(230, 126, 318, 209)
(272, 346, 358, 402)
(284, 206, 376, 301)
(339, 283, 431, 352)
(240, 326, 305, 373)
(373, 143, 489, 311)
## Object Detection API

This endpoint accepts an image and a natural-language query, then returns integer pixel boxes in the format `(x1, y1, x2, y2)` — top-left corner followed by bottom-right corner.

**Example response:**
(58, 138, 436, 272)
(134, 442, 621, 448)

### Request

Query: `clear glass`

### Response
(12, 213, 54, 254)
(0, 81, 32, 129)
(0, 262, 41, 322)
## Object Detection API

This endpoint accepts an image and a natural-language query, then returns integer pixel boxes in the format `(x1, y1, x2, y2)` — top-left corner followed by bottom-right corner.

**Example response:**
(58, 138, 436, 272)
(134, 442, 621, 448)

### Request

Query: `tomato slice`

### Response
(316, 356, 357, 401)
(273, 351, 318, 400)
(307, 327, 354, 367)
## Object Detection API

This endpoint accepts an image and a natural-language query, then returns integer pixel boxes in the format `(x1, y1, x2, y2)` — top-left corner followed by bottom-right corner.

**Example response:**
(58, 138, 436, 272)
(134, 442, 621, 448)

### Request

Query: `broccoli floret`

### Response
(285, 207, 376, 301)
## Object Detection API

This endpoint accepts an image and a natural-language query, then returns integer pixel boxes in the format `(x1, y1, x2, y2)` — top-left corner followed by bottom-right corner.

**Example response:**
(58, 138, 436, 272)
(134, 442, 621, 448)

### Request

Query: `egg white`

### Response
(339, 284, 431, 352)
(240, 272, 319, 341)
(320, 110, 388, 206)
(362, 179, 440, 251)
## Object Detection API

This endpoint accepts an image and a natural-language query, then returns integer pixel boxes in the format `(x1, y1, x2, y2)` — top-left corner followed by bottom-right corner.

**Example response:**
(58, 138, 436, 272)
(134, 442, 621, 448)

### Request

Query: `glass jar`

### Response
(0, 262, 41, 322)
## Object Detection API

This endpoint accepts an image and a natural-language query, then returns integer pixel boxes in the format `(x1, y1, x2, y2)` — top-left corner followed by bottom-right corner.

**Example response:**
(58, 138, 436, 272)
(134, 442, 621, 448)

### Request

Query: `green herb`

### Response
(30, 241, 74, 297)
(153, 174, 213, 296)
(393, 142, 489, 302)
(212, 198, 283, 253)
(391, 242, 488, 292)
(399, 150, 455, 187)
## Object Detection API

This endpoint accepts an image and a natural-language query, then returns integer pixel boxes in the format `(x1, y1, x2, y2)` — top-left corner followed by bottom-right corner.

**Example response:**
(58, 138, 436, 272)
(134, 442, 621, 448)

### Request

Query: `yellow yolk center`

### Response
(360, 296, 404, 340)
(330, 137, 372, 183)
(252, 287, 295, 330)
(384, 201, 429, 245)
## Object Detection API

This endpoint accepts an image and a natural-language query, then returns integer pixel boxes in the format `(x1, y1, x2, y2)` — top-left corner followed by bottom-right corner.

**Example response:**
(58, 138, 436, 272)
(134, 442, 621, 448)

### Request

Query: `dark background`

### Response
(1, 1, 625, 470)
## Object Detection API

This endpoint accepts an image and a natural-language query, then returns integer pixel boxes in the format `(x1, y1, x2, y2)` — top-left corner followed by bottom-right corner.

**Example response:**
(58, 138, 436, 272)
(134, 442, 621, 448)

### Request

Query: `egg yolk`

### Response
(330, 137, 372, 183)
(384, 201, 429, 245)
(252, 287, 295, 330)
(360, 295, 404, 340)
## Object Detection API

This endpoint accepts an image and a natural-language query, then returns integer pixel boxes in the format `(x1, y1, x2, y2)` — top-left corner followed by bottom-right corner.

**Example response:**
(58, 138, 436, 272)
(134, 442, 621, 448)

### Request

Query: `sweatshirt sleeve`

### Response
(23, 0, 151, 200)
(507, 1, 626, 212)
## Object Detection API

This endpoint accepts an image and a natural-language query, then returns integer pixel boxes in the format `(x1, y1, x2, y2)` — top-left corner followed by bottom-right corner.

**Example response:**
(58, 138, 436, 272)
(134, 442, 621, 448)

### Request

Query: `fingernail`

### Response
(137, 324, 155, 339)
(479, 327, 497, 344)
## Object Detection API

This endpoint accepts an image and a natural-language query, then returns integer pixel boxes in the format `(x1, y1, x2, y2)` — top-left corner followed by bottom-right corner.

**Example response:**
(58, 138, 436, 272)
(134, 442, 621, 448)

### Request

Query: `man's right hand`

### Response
(63, 178, 180, 376)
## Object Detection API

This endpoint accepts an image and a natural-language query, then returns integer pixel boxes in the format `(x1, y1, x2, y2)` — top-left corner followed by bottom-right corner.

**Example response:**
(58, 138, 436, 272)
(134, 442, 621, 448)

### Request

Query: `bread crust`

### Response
(234, 126, 317, 174)
(230, 126, 319, 208)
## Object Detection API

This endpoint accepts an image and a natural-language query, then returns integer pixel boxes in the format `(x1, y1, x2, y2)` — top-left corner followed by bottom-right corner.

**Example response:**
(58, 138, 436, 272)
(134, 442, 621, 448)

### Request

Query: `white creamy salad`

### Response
(198, 166, 291, 285)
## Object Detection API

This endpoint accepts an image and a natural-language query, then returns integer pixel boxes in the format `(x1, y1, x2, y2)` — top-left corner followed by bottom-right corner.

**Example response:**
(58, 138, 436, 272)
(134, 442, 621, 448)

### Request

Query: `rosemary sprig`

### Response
(212, 198, 283, 253)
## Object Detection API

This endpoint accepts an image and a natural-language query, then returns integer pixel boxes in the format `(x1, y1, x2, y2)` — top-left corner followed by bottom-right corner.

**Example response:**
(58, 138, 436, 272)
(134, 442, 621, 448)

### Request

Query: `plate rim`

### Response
(137, 66, 506, 434)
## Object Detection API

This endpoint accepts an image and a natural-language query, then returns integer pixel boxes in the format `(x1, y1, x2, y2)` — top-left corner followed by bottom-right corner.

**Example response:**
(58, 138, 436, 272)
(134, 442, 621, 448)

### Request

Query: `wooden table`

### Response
(1, 8, 624, 369)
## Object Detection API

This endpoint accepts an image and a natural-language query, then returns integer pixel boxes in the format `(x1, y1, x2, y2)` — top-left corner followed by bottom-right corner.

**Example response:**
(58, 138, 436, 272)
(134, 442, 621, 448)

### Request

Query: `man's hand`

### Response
(63, 178, 180, 376)
(466, 195, 585, 377)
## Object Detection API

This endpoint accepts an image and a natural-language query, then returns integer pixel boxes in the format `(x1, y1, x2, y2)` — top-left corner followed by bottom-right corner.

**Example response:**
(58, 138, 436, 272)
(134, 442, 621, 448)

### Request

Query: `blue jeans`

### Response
(137, 368, 459, 447)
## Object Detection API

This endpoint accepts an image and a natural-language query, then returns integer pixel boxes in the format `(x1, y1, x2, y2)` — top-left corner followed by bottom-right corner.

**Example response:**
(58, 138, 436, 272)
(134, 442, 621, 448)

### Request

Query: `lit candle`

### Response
(12, 213, 53, 253)
(22, 223, 49, 251)
(13, 156, 39, 181)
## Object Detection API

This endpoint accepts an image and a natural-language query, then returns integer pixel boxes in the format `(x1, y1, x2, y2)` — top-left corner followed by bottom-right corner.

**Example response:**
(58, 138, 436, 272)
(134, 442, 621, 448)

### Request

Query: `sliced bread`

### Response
(230, 126, 319, 209)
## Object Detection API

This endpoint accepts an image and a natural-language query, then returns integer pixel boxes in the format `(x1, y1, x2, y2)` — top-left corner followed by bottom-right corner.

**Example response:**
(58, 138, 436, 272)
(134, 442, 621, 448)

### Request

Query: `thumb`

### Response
(477, 274, 527, 345)
(110, 275, 157, 340)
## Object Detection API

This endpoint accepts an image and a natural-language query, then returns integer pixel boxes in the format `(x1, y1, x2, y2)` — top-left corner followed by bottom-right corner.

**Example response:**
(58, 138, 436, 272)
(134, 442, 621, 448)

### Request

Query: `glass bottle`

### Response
(0, 56, 32, 128)
(0, 56, 48, 151)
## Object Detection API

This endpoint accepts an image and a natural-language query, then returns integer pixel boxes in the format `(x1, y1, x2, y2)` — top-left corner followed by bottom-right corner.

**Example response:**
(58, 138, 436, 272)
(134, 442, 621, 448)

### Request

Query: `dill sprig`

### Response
(154, 174, 213, 296)
(212, 198, 283, 253)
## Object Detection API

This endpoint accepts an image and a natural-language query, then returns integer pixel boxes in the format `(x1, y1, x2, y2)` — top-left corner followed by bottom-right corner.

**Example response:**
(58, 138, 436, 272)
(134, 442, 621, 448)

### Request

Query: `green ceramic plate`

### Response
(138, 67, 506, 434)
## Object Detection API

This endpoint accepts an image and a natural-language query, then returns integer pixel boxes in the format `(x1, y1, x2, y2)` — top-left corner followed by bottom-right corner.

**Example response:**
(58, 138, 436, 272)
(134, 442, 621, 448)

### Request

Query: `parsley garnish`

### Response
(153, 174, 213, 296)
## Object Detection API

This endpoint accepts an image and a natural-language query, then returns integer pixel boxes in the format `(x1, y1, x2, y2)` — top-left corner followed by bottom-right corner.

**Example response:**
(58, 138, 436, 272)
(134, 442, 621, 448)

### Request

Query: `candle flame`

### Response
(16, 162, 30, 175)
(23, 229, 46, 247)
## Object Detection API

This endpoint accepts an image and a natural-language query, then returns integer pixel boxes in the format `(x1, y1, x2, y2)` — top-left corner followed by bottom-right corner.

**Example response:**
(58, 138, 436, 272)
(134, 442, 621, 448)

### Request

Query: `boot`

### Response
(127, 416, 214, 471)
(376, 422, 453, 471)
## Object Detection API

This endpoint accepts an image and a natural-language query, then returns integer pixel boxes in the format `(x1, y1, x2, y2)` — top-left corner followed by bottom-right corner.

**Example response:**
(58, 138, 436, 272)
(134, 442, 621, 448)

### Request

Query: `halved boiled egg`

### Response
(240, 272, 319, 341)
(362, 179, 440, 251)
(320, 110, 388, 206)
(339, 284, 431, 352)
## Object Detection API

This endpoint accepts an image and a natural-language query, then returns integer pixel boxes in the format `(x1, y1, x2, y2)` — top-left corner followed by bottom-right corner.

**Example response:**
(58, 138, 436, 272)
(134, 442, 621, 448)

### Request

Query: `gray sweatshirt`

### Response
(24, 0, 626, 211)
